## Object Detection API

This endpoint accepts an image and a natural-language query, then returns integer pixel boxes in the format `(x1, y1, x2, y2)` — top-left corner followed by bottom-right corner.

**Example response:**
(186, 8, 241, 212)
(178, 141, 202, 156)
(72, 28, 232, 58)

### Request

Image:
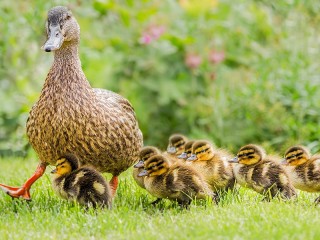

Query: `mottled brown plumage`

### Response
(139, 155, 216, 206)
(283, 145, 320, 203)
(51, 154, 112, 208)
(27, 6, 142, 174)
(231, 144, 296, 200)
(0, 6, 143, 200)
(187, 140, 235, 192)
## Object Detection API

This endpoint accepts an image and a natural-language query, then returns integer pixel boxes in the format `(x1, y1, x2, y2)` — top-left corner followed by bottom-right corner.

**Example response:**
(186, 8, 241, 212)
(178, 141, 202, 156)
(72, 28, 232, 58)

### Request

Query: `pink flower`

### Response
(185, 53, 202, 69)
(139, 34, 153, 45)
(149, 25, 165, 39)
(209, 50, 225, 64)
(139, 25, 166, 45)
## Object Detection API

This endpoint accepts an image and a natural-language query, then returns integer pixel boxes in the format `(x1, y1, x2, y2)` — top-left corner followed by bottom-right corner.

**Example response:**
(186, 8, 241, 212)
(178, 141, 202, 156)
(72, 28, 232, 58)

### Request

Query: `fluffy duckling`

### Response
(177, 140, 195, 160)
(283, 145, 320, 203)
(133, 146, 161, 189)
(187, 140, 235, 193)
(139, 155, 216, 207)
(51, 154, 112, 208)
(166, 134, 188, 156)
(230, 144, 296, 200)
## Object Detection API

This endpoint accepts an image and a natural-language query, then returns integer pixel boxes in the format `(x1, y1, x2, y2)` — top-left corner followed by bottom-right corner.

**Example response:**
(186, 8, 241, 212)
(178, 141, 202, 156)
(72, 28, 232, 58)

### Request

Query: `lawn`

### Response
(1, 156, 320, 240)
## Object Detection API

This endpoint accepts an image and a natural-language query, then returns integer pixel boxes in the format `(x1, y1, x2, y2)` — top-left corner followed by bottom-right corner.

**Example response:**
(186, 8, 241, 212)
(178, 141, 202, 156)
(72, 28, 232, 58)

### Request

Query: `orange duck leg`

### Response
(109, 175, 119, 197)
(0, 162, 47, 200)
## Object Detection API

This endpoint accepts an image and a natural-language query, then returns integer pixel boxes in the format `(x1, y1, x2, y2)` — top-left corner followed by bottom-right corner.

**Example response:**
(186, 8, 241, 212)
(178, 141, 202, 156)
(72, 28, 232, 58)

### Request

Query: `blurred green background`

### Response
(0, 0, 319, 157)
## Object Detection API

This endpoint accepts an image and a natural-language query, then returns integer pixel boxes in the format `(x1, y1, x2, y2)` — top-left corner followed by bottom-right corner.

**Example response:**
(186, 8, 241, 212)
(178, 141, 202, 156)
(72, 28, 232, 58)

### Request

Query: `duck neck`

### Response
(52, 43, 82, 72)
(44, 42, 92, 91)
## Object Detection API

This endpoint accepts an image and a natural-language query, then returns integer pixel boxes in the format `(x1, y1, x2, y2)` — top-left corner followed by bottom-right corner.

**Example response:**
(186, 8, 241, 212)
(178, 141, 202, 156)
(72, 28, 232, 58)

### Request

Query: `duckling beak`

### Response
(281, 158, 288, 165)
(138, 169, 148, 177)
(177, 152, 188, 159)
(50, 169, 57, 174)
(134, 160, 144, 168)
(167, 146, 177, 154)
(186, 154, 197, 161)
(42, 25, 64, 52)
(229, 157, 239, 163)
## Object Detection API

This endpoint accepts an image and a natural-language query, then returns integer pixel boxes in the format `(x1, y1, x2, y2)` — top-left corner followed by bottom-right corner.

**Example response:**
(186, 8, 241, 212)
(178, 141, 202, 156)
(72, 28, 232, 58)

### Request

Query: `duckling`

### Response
(139, 155, 216, 207)
(133, 146, 161, 189)
(166, 134, 188, 156)
(230, 144, 296, 200)
(177, 140, 195, 160)
(187, 140, 235, 193)
(283, 145, 320, 204)
(0, 6, 143, 200)
(51, 154, 112, 208)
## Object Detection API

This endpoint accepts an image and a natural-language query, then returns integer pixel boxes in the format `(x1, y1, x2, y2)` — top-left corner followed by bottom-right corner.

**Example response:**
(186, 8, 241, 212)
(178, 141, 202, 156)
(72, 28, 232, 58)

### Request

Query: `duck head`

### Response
(134, 146, 161, 168)
(42, 6, 80, 52)
(231, 144, 266, 165)
(167, 134, 188, 155)
(138, 155, 170, 177)
(51, 153, 79, 175)
(283, 145, 310, 166)
(186, 140, 214, 161)
(178, 140, 195, 159)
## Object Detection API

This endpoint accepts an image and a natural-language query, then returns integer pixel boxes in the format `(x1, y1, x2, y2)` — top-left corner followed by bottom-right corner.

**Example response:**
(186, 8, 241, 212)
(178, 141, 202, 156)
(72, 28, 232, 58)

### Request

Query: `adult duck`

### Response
(0, 6, 143, 200)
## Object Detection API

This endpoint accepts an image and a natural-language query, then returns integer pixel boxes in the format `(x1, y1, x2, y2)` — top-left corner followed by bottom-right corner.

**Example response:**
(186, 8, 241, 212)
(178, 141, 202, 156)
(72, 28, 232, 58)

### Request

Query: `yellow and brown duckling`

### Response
(177, 140, 195, 160)
(166, 134, 189, 156)
(283, 145, 320, 204)
(0, 6, 143, 200)
(139, 155, 217, 207)
(133, 146, 162, 189)
(187, 140, 235, 193)
(51, 154, 112, 208)
(230, 144, 296, 200)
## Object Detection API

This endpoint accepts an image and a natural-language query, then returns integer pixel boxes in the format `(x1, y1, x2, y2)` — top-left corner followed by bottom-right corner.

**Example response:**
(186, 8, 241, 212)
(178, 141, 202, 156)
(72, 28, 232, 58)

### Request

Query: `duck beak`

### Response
(187, 154, 197, 161)
(167, 146, 177, 154)
(138, 169, 148, 177)
(281, 158, 288, 165)
(50, 169, 57, 174)
(177, 152, 188, 159)
(134, 160, 144, 168)
(229, 157, 239, 163)
(42, 25, 64, 52)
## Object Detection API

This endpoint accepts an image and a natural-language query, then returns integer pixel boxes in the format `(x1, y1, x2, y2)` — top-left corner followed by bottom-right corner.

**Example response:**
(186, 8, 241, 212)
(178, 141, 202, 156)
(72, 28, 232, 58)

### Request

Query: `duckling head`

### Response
(231, 144, 266, 165)
(138, 155, 170, 177)
(283, 145, 310, 166)
(51, 153, 79, 176)
(42, 6, 80, 52)
(178, 140, 195, 159)
(167, 134, 188, 155)
(134, 146, 161, 168)
(187, 140, 214, 161)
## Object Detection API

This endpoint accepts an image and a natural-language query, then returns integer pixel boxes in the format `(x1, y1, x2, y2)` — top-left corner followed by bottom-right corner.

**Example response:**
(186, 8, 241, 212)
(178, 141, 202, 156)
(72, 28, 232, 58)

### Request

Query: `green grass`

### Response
(1, 157, 320, 239)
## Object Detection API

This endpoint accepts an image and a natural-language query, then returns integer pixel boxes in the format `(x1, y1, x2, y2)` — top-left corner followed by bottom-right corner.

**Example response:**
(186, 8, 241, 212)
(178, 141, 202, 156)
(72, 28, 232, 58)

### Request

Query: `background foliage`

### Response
(0, 0, 320, 156)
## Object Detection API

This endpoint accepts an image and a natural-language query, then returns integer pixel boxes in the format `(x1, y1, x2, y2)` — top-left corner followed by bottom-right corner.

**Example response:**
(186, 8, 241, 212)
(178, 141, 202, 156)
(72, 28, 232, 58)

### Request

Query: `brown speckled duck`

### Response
(230, 144, 296, 200)
(51, 154, 112, 208)
(0, 6, 143, 200)
(283, 145, 320, 204)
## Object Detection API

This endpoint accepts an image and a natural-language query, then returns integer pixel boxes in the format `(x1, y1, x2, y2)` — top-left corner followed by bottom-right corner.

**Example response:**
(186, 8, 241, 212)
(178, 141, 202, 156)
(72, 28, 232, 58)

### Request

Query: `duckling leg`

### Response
(109, 175, 118, 197)
(0, 162, 47, 200)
